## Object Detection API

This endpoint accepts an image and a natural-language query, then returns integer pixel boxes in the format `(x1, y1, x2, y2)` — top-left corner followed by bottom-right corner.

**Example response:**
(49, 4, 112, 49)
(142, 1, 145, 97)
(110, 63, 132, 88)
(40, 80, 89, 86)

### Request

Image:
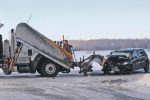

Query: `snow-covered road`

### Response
(0, 50, 150, 100)
(0, 70, 149, 100)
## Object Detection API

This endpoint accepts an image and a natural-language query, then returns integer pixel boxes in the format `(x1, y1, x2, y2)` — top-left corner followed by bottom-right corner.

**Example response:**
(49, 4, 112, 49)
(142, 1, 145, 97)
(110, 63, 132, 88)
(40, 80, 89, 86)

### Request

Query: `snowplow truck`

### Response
(1, 23, 74, 77)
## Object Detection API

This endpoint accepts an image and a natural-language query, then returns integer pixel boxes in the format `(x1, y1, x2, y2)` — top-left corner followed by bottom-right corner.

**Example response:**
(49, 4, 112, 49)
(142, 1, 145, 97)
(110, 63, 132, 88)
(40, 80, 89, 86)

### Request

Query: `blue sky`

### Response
(0, 0, 150, 40)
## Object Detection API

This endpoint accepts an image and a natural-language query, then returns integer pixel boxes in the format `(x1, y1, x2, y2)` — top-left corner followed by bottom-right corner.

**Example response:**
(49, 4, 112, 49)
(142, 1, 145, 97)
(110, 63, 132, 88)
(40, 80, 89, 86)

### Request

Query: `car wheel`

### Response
(41, 60, 60, 77)
(144, 62, 149, 73)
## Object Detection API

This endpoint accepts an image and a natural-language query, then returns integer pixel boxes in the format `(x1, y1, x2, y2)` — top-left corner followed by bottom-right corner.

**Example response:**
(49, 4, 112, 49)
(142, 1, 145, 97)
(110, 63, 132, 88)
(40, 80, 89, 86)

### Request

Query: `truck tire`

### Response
(144, 62, 149, 73)
(2, 65, 11, 75)
(41, 60, 59, 77)
(36, 66, 42, 75)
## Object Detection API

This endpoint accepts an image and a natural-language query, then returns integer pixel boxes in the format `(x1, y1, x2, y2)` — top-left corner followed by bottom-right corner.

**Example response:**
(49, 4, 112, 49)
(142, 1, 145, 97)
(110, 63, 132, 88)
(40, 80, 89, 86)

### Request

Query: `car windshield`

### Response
(111, 51, 131, 58)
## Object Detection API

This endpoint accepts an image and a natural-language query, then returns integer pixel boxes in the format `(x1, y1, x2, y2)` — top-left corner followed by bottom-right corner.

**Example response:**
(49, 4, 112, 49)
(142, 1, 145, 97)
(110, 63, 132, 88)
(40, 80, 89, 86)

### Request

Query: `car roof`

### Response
(114, 48, 144, 52)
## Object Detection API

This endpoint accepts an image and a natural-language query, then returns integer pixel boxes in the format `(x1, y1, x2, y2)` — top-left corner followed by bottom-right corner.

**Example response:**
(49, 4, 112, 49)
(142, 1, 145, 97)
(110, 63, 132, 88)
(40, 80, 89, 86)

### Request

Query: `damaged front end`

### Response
(103, 55, 133, 74)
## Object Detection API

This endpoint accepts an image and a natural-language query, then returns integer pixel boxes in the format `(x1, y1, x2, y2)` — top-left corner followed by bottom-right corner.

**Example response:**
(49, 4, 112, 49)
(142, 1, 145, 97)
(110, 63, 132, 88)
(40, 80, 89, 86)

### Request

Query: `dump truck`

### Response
(0, 23, 75, 77)
(0, 23, 104, 77)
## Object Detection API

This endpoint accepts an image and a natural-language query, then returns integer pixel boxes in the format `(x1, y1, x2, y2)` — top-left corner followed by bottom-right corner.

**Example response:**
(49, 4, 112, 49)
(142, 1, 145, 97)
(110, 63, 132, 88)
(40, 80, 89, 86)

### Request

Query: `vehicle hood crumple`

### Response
(107, 55, 129, 62)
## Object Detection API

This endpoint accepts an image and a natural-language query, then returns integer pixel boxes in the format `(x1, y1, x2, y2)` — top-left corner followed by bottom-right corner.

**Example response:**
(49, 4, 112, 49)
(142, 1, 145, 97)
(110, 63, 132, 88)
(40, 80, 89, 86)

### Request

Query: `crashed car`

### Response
(103, 48, 149, 74)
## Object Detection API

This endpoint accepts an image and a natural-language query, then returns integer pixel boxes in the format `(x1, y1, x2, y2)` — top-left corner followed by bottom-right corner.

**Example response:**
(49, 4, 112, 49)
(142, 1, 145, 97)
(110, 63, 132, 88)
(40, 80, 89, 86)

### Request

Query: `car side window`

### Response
(137, 49, 146, 57)
(132, 50, 138, 58)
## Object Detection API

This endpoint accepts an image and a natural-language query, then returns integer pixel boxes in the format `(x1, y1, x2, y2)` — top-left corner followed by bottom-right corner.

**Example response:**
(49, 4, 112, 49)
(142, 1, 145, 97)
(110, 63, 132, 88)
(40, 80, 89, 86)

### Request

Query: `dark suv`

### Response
(103, 48, 149, 74)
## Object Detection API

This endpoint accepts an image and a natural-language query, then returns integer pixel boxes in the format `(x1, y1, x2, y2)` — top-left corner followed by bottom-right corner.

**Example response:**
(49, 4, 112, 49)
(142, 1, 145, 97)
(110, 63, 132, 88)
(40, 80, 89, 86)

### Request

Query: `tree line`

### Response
(69, 39, 150, 51)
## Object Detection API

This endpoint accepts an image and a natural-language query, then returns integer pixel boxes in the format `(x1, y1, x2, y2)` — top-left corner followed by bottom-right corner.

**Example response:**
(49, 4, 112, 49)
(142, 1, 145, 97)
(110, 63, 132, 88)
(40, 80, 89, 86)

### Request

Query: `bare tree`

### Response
(69, 38, 150, 51)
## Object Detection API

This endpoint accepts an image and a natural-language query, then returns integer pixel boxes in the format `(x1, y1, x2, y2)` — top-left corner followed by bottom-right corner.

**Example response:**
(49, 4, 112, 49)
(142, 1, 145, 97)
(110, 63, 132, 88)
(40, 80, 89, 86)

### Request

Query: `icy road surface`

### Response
(0, 50, 150, 100)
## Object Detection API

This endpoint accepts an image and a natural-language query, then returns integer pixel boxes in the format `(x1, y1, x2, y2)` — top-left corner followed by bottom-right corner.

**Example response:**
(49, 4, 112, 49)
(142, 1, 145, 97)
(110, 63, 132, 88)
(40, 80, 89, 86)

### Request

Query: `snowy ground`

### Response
(0, 50, 150, 100)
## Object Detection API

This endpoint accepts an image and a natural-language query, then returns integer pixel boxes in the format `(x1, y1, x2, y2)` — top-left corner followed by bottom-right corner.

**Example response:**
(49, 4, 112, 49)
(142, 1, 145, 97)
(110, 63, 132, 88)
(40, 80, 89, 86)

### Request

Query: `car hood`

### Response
(107, 55, 129, 62)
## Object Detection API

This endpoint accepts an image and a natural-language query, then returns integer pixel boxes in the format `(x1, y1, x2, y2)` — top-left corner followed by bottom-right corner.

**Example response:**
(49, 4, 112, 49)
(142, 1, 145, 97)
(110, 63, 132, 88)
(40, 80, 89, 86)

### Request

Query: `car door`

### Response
(137, 49, 145, 69)
(132, 50, 140, 70)
(138, 49, 147, 68)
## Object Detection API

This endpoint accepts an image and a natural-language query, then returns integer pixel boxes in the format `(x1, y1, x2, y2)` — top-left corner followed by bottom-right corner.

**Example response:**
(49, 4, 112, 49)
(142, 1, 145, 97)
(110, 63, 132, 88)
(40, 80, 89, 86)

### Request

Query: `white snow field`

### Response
(0, 50, 150, 100)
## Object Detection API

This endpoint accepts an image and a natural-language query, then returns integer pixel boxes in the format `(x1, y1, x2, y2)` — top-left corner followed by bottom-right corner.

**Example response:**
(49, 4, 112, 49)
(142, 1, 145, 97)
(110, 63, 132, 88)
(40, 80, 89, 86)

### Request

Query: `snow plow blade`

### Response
(15, 23, 73, 69)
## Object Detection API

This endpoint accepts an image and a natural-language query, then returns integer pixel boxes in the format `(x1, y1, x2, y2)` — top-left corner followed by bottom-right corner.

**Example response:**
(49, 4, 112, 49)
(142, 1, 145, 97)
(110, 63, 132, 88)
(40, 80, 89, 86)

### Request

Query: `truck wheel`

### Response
(41, 60, 59, 77)
(144, 62, 149, 73)
(2, 65, 11, 75)
(37, 66, 42, 75)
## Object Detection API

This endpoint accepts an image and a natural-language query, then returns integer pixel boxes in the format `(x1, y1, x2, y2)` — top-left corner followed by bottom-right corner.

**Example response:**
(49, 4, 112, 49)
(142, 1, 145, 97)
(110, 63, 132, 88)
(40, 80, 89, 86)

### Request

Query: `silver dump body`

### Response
(15, 23, 73, 69)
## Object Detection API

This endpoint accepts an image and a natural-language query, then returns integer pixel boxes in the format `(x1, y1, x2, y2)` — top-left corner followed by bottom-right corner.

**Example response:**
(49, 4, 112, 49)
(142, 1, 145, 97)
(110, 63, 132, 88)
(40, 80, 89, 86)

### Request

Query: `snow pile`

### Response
(91, 62, 103, 70)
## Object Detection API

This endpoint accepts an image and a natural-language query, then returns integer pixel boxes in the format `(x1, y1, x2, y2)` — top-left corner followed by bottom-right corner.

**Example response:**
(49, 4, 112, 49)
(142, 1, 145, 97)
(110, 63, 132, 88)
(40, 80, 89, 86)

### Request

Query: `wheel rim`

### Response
(45, 63, 56, 74)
